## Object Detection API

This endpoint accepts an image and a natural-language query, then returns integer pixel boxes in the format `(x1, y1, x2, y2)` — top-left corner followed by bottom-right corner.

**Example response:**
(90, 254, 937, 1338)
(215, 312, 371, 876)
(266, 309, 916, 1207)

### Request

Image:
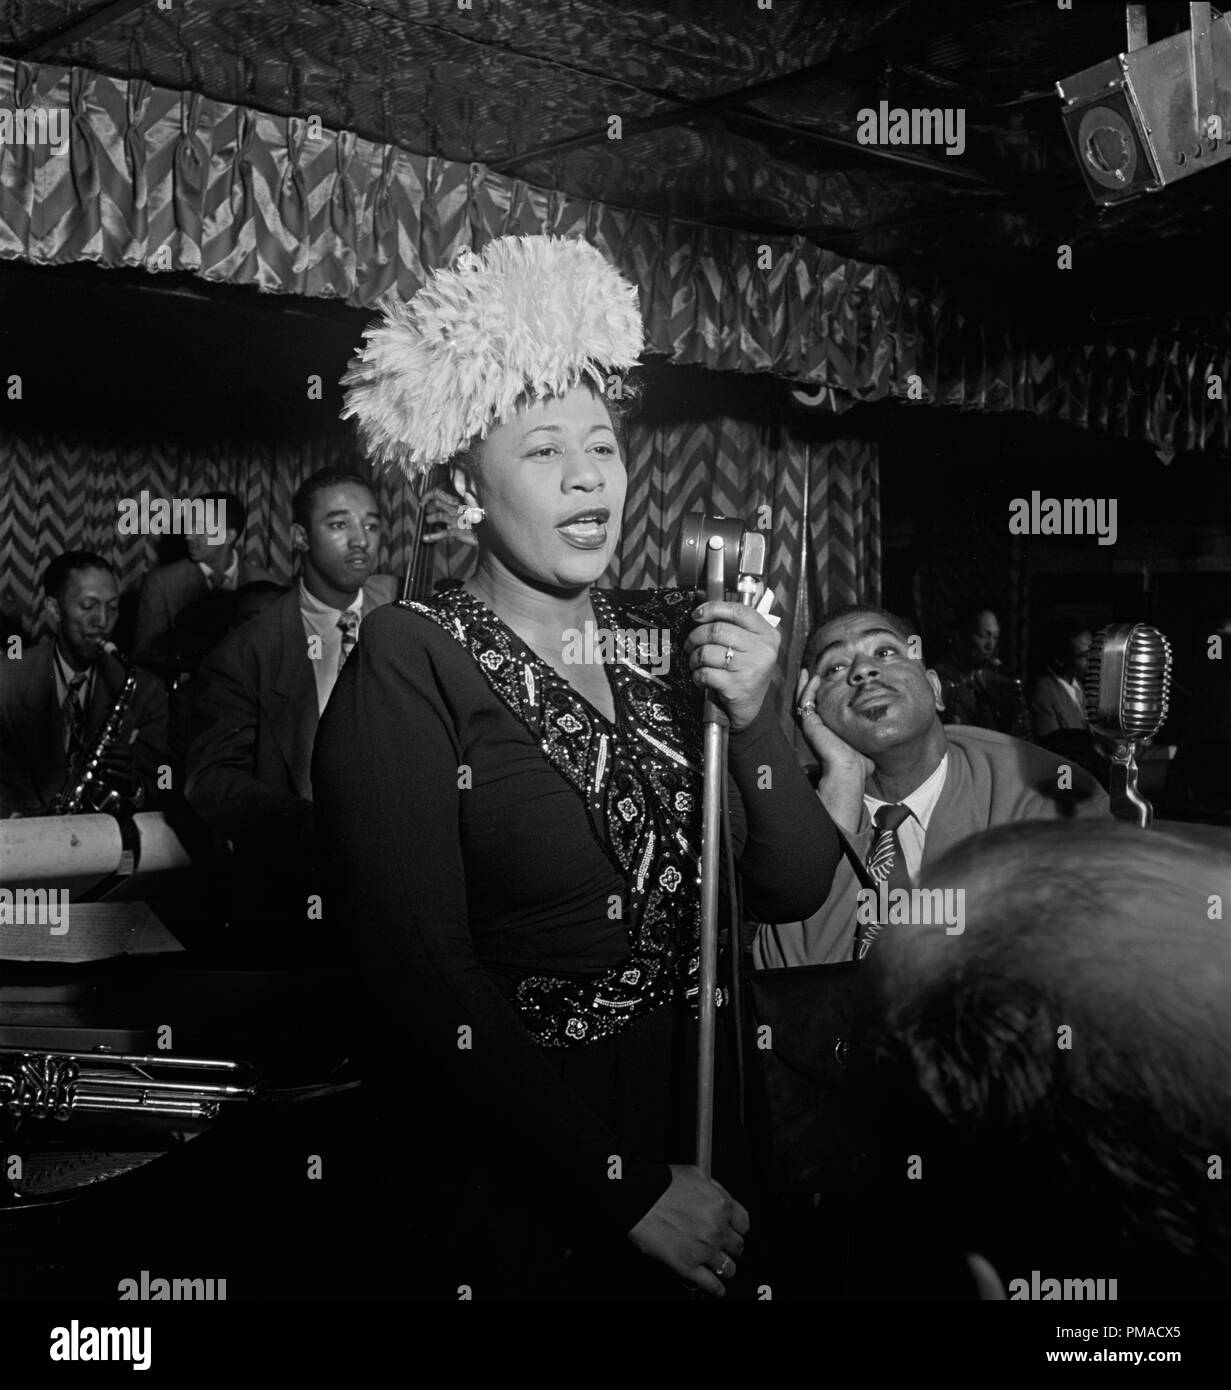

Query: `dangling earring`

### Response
(456, 505, 486, 531)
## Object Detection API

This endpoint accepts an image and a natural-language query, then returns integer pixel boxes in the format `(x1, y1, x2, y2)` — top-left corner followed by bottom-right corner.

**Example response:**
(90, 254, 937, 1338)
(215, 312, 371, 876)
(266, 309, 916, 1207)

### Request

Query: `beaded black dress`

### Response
(313, 585, 840, 1296)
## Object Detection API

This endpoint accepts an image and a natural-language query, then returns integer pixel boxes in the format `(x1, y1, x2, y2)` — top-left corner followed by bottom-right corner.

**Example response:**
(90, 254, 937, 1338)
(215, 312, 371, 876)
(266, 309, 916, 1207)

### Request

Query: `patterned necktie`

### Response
(336, 610, 360, 676)
(61, 671, 89, 759)
(858, 802, 913, 959)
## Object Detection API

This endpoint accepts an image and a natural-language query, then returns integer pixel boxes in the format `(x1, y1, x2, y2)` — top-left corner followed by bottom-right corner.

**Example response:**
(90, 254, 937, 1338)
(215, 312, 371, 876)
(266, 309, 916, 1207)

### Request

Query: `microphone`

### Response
(674, 512, 767, 607)
(1083, 622, 1172, 827)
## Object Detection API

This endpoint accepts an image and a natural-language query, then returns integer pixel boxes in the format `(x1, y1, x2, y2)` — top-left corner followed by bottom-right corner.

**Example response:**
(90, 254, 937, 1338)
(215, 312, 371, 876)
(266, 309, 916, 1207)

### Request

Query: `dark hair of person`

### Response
(953, 602, 999, 633)
(1035, 616, 1092, 669)
(43, 550, 116, 604)
(803, 603, 917, 672)
(197, 489, 247, 538)
(291, 469, 377, 532)
(851, 820, 1231, 1300)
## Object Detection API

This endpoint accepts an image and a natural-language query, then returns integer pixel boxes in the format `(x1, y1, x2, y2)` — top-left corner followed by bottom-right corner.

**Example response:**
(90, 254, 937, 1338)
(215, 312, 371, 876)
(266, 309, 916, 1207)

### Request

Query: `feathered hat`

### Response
(340, 236, 645, 478)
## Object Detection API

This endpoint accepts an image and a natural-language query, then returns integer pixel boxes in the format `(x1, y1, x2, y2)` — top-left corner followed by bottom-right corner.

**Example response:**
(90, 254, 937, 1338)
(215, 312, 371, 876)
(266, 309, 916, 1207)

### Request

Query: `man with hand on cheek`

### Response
(753, 604, 1109, 969)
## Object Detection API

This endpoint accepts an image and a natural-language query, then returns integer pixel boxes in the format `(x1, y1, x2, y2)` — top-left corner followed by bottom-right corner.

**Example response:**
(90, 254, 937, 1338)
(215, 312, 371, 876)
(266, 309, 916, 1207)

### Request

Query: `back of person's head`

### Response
(196, 489, 246, 539)
(851, 820, 1231, 1300)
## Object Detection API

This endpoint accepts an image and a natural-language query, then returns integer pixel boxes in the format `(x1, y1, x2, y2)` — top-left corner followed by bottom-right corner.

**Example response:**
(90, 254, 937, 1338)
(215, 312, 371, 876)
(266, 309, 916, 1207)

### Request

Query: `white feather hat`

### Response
(341, 235, 645, 478)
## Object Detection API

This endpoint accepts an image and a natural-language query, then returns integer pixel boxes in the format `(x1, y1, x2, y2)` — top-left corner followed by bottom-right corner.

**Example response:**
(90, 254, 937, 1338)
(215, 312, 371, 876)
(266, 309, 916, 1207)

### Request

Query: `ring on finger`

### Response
(723, 646, 734, 670)
(797, 700, 816, 716)
(713, 1254, 735, 1279)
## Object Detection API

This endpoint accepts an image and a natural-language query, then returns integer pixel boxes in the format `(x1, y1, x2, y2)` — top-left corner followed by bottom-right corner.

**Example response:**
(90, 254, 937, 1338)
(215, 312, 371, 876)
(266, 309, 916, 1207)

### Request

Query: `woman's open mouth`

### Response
(557, 509, 610, 550)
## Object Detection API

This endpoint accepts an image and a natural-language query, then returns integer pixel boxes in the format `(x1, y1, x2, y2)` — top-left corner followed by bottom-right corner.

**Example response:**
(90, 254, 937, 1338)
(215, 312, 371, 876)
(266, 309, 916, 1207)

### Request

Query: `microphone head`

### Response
(1084, 622, 1172, 742)
(673, 512, 746, 591)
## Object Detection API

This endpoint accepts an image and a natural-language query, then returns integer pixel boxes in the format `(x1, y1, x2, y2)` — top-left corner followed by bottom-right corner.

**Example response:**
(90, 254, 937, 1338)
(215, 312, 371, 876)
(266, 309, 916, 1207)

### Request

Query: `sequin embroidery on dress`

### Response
(401, 586, 710, 1048)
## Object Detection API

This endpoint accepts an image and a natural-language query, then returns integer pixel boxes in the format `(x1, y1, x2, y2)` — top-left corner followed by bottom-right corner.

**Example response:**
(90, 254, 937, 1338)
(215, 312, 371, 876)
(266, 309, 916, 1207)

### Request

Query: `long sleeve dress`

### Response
(312, 585, 841, 1297)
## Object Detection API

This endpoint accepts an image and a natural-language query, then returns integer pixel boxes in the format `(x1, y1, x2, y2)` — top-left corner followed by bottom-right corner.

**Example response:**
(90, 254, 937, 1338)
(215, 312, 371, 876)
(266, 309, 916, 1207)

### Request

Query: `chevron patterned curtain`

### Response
(0, 429, 429, 640)
(2, 55, 1228, 458)
(610, 417, 880, 726)
(2, 421, 879, 707)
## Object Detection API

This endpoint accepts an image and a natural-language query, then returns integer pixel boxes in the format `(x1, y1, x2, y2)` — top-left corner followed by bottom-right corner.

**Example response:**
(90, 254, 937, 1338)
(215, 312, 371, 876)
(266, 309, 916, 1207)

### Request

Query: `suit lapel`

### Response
(918, 746, 981, 869)
(268, 588, 318, 800)
(262, 578, 390, 799)
(19, 644, 68, 807)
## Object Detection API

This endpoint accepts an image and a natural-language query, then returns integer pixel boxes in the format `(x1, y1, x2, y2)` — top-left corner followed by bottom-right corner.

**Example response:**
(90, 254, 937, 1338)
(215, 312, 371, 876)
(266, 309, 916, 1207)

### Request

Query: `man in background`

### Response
(0, 552, 167, 816)
(754, 604, 1108, 968)
(934, 605, 1030, 738)
(185, 469, 395, 952)
(1028, 618, 1092, 740)
(134, 489, 274, 672)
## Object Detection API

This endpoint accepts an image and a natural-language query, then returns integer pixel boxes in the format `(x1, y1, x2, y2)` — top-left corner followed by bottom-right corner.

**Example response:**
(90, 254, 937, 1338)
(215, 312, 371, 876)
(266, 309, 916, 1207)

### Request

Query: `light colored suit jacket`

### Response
(1028, 673, 1086, 739)
(753, 724, 1110, 969)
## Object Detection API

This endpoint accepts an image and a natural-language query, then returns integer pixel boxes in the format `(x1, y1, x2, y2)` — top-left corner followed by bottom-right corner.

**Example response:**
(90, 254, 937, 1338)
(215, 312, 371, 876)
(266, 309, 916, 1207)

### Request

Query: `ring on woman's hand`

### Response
(797, 701, 816, 716)
(723, 646, 734, 670)
(713, 1254, 734, 1279)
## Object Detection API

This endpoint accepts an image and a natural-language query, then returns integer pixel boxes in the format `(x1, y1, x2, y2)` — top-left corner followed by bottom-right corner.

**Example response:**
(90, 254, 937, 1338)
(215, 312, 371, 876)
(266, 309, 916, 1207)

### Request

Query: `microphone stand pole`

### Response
(695, 537, 729, 1178)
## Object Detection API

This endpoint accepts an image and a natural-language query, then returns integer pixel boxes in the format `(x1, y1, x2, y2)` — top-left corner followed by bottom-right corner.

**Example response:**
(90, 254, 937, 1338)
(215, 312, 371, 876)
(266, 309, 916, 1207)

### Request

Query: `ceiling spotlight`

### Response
(1056, 2, 1231, 204)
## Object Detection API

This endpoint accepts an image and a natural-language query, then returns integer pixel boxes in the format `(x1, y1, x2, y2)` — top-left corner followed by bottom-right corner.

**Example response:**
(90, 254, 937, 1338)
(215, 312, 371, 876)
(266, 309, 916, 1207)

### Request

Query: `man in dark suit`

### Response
(0, 552, 168, 817)
(185, 470, 395, 948)
(133, 490, 275, 672)
(1028, 619, 1091, 740)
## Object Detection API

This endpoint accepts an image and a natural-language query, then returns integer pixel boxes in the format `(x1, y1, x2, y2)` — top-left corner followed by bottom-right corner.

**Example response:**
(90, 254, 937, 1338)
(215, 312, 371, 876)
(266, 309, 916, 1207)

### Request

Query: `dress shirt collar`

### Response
(52, 642, 94, 706)
(864, 748, 949, 834)
(198, 552, 240, 591)
(298, 579, 364, 627)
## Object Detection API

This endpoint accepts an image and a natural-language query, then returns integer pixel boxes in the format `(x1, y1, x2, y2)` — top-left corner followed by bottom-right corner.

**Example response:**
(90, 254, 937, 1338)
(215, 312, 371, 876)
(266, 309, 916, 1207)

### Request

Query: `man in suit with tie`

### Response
(185, 470, 396, 950)
(0, 552, 168, 817)
(753, 604, 1110, 969)
(133, 490, 276, 672)
(1028, 620, 1092, 740)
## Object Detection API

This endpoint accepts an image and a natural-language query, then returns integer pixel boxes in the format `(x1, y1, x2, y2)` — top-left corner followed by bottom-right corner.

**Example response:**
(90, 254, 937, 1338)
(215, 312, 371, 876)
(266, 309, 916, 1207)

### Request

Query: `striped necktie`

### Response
(61, 671, 89, 759)
(336, 610, 360, 676)
(858, 802, 913, 959)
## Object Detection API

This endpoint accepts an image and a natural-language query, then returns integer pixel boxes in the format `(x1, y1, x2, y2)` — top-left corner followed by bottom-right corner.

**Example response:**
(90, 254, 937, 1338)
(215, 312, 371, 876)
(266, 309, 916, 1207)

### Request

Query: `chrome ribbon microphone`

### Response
(674, 512, 767, 608)
(1084, 622, 1173, 828)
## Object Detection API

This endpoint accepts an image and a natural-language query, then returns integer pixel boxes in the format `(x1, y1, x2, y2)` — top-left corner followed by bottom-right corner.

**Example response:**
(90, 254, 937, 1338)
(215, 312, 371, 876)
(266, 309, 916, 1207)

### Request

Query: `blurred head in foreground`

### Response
(851, 820, 1231, 1300)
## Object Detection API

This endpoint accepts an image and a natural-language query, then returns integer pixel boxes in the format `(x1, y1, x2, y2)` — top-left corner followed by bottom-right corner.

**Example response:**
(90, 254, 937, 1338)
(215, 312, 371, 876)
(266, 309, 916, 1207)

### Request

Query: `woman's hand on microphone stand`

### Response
(685, 595, 780, 732)
(627, 1163, 750, 1297)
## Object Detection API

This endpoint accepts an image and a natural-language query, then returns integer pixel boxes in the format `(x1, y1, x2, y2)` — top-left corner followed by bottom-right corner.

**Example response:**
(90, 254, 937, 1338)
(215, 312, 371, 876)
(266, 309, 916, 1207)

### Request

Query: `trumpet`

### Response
(51, 641, 143, 816)
(0, 1047, 256, 1124)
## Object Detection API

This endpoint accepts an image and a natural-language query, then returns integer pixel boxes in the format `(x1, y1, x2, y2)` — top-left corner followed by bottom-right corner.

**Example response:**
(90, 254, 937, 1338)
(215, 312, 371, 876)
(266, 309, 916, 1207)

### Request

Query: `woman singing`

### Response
(315, 236, 841, 1298)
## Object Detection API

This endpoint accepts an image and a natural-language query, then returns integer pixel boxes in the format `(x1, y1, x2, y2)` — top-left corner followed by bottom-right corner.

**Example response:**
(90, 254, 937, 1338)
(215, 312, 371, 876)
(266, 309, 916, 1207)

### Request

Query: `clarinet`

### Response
(51, 642, 142, 816)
